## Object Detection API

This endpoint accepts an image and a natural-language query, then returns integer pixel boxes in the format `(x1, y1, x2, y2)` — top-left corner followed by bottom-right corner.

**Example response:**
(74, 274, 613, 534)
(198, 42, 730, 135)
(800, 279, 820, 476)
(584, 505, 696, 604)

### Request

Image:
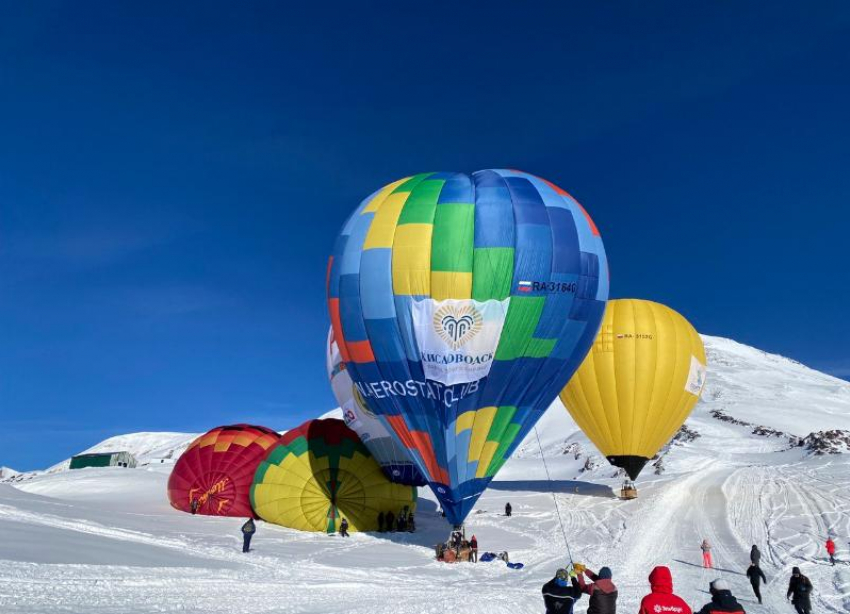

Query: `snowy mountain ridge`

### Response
(8, 334, 850, 482)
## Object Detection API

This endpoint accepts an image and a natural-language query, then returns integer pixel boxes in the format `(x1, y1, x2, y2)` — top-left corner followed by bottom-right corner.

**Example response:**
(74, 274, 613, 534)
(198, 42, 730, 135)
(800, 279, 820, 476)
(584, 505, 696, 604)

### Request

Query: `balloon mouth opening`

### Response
(606, 455, 649, 481)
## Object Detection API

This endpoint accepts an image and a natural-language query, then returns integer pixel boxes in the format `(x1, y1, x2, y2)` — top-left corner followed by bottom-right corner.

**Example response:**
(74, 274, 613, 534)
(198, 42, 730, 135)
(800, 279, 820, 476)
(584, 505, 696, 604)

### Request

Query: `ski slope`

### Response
(1, 335, 849, 614)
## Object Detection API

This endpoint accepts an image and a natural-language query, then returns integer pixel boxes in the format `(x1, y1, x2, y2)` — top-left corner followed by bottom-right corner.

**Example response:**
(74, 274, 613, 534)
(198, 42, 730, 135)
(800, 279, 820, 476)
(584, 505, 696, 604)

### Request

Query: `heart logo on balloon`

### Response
(433, 303, 483, 350)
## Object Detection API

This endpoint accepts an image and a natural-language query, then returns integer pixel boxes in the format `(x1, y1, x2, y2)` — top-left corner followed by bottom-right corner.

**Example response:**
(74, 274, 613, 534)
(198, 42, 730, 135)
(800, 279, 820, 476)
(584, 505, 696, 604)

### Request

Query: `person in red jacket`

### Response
(826, 537, 836, 566)
(639, 566, 692, 614)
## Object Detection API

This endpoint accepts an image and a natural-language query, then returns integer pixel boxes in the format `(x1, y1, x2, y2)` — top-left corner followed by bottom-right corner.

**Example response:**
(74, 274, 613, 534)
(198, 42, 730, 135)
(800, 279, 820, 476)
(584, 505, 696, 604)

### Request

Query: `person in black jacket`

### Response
(386, 510, 395, 532)
(377, 511, 385, 532)
(241, 518, 256, 553)
(505, 502, 512, 517)
(542, 568, 582, 614)
(746, 563, 767, 604)
(750, 545, 761, 566)
(696, 579, 745, 614)
(575, 565, 618, 614)
(339, 518, 350, 537)
(786, 567, 812, 614)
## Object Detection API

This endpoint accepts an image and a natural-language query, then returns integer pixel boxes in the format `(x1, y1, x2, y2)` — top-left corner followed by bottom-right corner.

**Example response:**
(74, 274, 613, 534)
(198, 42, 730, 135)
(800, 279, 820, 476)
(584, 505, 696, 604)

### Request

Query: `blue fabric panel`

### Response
(363, 318, 406, 363)
(506, 177, 550, 226)
(437, 174, 473, 204)
(393, 296, 421, 362)
(472, 174, 514, 248)
(339, 212, 372, 276)
(512, 223, 552, 286)
(327, 234, 347, 298)
(338, 274, 368, 342)
(548, 207, 581, 274)
(359, 249, 395, 320)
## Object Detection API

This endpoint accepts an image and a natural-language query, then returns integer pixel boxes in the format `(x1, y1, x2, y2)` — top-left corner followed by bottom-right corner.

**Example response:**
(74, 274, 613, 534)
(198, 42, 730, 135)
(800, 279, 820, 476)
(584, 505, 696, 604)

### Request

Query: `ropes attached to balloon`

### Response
(533, 425, 574, 566)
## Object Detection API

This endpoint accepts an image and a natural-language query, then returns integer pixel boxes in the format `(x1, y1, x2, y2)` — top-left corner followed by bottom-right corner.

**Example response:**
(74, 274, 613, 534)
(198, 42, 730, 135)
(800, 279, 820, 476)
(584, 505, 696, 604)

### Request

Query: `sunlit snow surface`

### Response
(1, 336, 849, 613)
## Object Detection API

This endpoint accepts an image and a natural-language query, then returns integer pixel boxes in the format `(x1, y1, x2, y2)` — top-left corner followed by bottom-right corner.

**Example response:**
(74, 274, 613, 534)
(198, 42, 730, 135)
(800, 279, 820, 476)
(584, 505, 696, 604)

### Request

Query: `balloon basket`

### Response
(619, 482, 638, 500)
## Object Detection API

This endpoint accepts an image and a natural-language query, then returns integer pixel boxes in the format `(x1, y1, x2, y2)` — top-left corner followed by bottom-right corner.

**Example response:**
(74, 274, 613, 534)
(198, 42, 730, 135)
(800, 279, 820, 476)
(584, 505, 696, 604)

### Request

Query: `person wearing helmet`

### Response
(696, 579, 745, 614)
(574, 564, 618, 614)
(638, 566, 691, 614)
(542, 567, 582, 614)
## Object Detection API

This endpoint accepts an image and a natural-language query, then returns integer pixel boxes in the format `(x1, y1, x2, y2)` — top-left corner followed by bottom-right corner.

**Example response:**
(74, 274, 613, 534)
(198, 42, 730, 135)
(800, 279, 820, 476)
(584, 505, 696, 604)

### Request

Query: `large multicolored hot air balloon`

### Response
(559, 299, 707, 482)
(168, 424, 280, 517)
(250, 418, 417, 533)
(327, 326, 426, 486)
(327, 170, 608, 525)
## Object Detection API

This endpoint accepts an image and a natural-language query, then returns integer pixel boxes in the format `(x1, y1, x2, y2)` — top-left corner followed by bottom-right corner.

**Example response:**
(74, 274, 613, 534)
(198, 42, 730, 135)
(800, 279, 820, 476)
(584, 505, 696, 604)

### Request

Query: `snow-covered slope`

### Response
(0, 467, 20, 481)
(1, 335, 848, 614)
(46, 431, 200, 474)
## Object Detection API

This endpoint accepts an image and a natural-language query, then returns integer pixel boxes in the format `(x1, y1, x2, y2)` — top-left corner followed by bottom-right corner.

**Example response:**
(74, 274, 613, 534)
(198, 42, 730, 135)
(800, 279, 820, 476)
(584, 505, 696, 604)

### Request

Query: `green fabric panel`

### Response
(252, 462, 271, 486)
(397, 179, 444, 225)
(523, 337, 557, 358)
(431, 203, 474, 272)
(494, 296, 546, 361)
(471, 247, 514, 301)
(486, 406, 517, 443)
(392, 173, 432, 194)
(326, 505, 337, 533)
(485, 422, 523, 477)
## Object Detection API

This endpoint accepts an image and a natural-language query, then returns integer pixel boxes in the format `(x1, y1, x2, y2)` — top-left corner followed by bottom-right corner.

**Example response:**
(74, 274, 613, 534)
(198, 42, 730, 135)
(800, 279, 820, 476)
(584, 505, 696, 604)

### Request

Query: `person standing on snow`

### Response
(241, 518, 256, 553)
(750, 544, 761, 566)
(469, 534, 478, 563)
(386, 510, 395, 532)
(696, 579, 746, 614)
(638, 566, 691, 614)
(786, 567, 812, 614)
(575, 564, 618, 614)
(190, 498, 199, 515)
(825, 537, 836, 565)
(701, 538, 713, 568)
(505, 502, 512, 517)
(542, 568, 582, 614)
(746, 562, 768, 604)
(339, 518, 350, 537)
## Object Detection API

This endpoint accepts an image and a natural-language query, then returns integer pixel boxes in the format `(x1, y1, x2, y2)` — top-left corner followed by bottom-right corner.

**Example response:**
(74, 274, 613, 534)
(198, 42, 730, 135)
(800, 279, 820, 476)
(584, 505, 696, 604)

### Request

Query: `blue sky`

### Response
(2, 2, 849, 470)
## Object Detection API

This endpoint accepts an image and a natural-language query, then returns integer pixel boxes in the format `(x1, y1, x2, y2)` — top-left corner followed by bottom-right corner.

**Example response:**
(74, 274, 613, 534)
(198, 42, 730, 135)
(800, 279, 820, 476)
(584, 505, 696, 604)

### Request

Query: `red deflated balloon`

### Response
(168, 424, 280, 517)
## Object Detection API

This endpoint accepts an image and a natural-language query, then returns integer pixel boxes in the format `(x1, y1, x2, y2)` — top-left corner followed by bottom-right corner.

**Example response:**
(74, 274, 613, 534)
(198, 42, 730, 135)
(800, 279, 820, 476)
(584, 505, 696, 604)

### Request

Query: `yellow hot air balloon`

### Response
(250, 419, 417, 533)
(559, 299, 706, 493)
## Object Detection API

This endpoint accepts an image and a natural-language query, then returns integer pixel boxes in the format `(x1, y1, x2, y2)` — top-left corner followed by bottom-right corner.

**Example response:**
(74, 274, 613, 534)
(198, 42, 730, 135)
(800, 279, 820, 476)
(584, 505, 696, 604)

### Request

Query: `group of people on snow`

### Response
(377, 506, 415, 533)
(542, 560, 818, 614)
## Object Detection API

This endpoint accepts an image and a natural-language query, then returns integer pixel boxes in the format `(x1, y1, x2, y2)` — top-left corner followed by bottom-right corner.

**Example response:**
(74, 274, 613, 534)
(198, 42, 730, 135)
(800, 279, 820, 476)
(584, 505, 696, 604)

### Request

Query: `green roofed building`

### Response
(69, 451, 137, 470)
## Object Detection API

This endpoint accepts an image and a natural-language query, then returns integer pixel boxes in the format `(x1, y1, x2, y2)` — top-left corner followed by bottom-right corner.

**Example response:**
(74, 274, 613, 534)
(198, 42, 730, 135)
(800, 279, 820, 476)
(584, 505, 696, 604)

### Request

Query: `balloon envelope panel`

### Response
(250, 418, 417, 533)
(327, 170, 608, 524)
(327, 326, 426, 486)
(559, 299, 707, 480)
(167, 424, 280, 517)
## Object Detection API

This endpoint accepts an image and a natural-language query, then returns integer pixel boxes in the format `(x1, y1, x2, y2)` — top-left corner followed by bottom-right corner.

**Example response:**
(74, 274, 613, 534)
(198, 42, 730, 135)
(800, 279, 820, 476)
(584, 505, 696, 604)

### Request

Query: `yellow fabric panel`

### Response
(430, 271, 472, 301)
(559, 299, 706, 470)
(391, 223, 433, 295)
(232, 433, 254, 448)
(363, 192, 409, 250)
(475, 441, 501, 479)
(213, 440, 231, 452)
(252, 446, 417, 533)
(467, 406, 497, 464)
(198, 432, 218, 448)
(362, 178, 408, 213)
(455, 411, 477, 435)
